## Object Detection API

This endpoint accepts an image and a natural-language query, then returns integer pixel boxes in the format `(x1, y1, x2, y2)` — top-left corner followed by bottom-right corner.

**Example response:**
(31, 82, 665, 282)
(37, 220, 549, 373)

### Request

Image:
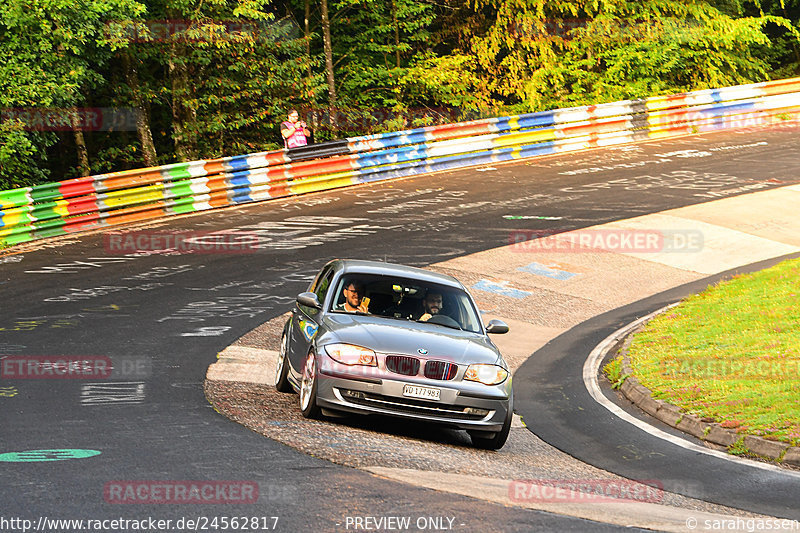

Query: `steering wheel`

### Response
(425, 314, 462, 329)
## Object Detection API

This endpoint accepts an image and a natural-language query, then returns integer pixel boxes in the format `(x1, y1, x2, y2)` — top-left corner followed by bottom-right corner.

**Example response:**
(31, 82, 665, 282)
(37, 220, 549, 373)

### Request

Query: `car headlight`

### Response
(464, 364, 508, 385)
(324, 343, 377, 367)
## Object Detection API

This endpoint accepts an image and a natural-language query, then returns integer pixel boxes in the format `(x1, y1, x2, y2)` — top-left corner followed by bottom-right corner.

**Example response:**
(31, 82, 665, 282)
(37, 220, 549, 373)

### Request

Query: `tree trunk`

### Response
(305, 0, 312, 78)
(56, 42, 91, 176)
(320, 0, 338, 132)
(392, 0, 400, 69)
(71, 109, 91, 176)
(305, 0, 318, 140)
(122, 51, 158, 167)
(168, 47, 198, 162)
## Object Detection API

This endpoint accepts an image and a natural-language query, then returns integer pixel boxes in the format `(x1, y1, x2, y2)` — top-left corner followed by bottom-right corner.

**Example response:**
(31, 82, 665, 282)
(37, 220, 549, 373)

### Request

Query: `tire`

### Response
(299, 350, 321, 419)
(274, 325, 293, 393)
(469, 397, 513, 450)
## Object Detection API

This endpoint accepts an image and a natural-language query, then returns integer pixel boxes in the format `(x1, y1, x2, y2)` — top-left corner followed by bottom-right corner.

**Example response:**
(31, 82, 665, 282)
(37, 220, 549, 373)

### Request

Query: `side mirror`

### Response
(485, 319, 509, 334)
(297, 292, 322, 310)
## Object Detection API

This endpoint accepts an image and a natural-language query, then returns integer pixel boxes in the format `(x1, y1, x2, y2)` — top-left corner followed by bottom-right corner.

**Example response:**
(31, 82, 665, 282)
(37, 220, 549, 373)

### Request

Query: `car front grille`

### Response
(424, 360, 458, 380)
(385, 355, 420, 376)
(338, 389, 489, 420)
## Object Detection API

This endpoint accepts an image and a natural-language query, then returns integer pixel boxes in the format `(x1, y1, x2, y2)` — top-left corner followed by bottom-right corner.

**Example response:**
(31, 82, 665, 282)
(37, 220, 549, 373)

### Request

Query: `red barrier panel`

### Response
(58, 177, 96, 199)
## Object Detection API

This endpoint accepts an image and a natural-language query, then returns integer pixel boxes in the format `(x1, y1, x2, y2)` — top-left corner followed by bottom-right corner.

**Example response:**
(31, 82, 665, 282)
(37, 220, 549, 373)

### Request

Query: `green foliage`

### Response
(0, 0, 798, 186)
(628, 257, 800, 447)
(471, 0, 796, 110)
(331, 0, 433, 107)
(603, 355, 627, 390)
(400, 52, 501, 111)
(142, 1, 316, 157)
(0, 0, 146, 182)
(753, 0, 800, 76)
(89, 144, 142, 174)
(0, 0, 145, 106)
(305, 0, 501, 137)
(728, 437, 750, 456)
(0, 120, 54, 189)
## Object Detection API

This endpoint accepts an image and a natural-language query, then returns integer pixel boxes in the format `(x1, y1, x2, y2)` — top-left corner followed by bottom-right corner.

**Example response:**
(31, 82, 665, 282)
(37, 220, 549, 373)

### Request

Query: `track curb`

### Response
(610, 305, 800, 468)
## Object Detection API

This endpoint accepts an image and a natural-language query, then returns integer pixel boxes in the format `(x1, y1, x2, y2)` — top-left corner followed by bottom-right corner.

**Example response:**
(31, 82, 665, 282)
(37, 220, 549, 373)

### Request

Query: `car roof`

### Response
(333, 259, 463, 289)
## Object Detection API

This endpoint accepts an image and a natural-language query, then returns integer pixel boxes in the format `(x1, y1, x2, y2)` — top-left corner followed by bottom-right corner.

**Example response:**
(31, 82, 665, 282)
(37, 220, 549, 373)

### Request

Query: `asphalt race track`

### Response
(1, 124, 799, 531)
(515, 252, 800, 520)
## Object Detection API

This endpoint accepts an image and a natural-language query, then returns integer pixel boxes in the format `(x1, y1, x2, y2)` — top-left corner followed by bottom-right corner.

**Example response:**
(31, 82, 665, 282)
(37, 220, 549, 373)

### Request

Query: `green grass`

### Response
(627, 257, 800, 446)
(603, 355, 626, 389)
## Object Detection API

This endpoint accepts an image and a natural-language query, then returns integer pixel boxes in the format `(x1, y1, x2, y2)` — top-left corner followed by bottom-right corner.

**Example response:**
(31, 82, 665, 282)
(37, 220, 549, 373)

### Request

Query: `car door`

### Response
(289, 265, 334, 376)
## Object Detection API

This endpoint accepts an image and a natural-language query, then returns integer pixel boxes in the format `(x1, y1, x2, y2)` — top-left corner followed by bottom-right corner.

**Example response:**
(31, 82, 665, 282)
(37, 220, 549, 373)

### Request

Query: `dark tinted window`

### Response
(300, 265, 334, 315)
(330, 274, 481, 333)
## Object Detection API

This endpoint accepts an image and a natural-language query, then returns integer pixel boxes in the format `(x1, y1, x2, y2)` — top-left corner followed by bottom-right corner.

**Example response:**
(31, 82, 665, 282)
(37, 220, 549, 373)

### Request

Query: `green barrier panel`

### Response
(163, 179, 197, 215)
(0, 188, 31, 210)
(30, 182, 65, 203)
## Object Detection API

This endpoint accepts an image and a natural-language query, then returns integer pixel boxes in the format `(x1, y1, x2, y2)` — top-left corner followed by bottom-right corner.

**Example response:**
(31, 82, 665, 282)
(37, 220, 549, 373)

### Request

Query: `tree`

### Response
(0, 0, 146, 183)
(470, 0, 795, 110)
(1, 0, 798, 188)
(321, 0, 338, 131)
(121, 49, 159, 166)
(0, 120, 53, 189)
(127, 0, 314, 159)
(330, 0, 433, 109)
(743, 0, 800, 76)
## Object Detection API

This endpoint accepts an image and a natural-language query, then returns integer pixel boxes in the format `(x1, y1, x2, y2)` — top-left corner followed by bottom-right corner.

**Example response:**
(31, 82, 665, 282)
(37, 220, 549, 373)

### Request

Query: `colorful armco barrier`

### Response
(2, 77, 800, 247)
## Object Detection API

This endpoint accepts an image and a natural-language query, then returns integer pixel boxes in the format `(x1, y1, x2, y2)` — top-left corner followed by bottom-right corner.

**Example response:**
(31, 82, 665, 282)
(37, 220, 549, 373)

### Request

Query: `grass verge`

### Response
(603, 355, 626, 390)
(626, 257, 800, 446)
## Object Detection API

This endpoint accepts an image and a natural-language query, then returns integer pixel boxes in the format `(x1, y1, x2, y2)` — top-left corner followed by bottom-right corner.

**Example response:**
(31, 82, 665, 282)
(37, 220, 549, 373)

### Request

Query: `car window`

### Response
(299, 265, 333, 316)
(449, 294, 481, 333)
(329, 274, 482, 333)
(309, 264, 333, 294)
(314, 269, 333, 305)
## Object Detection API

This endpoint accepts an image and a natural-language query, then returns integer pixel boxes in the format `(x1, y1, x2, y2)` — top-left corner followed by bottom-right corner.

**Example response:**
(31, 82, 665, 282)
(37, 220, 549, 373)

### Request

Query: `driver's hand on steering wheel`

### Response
(419, 313, 432, 321)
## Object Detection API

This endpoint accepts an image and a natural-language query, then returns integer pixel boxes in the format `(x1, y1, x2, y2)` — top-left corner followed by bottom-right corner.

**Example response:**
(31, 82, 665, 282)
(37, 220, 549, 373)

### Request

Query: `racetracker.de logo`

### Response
(1, 356, 112, 379)
(1, 108, 138, 131)
(509, 229, 704, 253)
(509, 479, 665, 503)
(103, 231, 258, 255)
(104, 481, 259, 504)
(659, 358, 800, 381)
(102, 18, 300, 43)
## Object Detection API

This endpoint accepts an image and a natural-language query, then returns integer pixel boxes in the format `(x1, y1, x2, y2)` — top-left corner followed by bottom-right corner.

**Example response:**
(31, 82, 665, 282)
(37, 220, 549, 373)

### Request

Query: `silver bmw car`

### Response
(275, 259, 513, 449)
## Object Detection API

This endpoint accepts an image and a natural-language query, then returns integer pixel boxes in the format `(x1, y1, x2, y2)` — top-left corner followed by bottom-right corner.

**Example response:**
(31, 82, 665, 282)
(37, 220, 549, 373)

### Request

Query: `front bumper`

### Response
(316, 368, 512, 432)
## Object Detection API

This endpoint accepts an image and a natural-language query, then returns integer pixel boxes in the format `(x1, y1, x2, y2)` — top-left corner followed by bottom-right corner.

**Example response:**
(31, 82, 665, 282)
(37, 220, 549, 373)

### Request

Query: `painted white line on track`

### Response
(583, 303, 800, 479)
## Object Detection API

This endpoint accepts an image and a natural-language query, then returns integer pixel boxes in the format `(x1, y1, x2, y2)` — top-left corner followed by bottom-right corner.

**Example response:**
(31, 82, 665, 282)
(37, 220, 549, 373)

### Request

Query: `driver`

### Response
(335, 280, 369, 313)
(417, 290, 443, 322)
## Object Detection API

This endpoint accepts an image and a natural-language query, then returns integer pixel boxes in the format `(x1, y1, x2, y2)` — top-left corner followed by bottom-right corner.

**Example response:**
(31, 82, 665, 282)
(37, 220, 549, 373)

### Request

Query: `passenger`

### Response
(335, 280, 369, 313)
(417, 290, 443, 322)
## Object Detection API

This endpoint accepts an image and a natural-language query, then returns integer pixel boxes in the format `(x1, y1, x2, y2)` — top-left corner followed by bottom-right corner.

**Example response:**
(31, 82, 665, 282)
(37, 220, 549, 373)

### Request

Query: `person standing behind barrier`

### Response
(281, 110, 311, 148)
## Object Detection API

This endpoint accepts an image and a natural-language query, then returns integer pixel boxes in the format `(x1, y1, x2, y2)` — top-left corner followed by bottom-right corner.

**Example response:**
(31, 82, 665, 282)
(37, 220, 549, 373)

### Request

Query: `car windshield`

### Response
(330, 273, 483, 333)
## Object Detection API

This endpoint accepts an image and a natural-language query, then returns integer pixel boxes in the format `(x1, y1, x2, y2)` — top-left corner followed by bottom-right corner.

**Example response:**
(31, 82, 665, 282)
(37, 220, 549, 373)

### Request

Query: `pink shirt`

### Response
(282, 121, 308, 148)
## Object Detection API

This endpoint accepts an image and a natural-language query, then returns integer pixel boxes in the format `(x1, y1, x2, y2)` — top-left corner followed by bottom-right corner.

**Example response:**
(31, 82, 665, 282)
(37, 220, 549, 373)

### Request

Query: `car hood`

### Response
(320, 313, 503, 365)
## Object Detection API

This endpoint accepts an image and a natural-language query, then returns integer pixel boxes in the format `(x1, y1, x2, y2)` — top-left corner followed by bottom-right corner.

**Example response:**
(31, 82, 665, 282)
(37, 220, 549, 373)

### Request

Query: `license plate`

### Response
(402, 384, 441, 401)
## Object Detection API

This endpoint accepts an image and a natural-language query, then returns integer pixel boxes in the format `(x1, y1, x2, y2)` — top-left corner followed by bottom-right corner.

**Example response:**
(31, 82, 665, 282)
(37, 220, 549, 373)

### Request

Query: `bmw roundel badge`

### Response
(418, 348, 428, 355)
